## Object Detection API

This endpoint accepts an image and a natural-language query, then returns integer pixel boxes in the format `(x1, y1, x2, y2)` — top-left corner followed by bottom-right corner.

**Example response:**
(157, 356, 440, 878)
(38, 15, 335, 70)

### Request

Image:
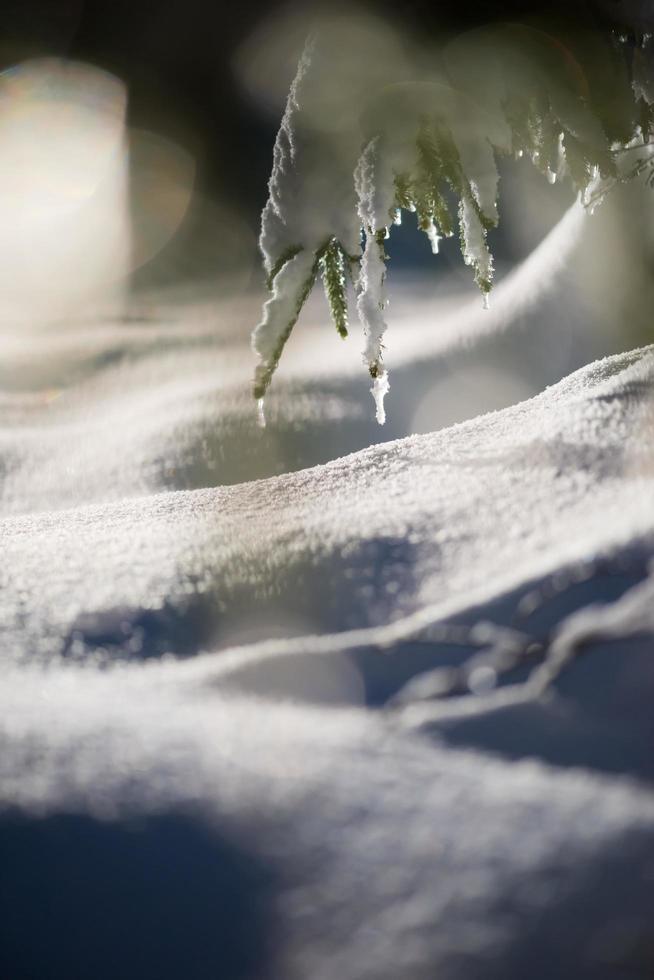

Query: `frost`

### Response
(454, 133, 501, 225)
(252, 21, 654, 417)
(459, 191, 493, 293)
(258, 40, 313, 271)
(356, 227, 388, 384)
(354, 138, 390, 408)
(354, 136, 395, 236)
(252, 248, 318, 399)
(252, 37, 361, 399)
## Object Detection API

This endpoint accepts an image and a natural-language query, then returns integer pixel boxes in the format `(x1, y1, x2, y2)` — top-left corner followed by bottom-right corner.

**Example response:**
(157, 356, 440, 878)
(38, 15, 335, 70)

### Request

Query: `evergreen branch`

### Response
(503, 95, 532, 157)
(431, 121, 465, 195)
(320, 238, 350, 339)
(253, 25, 653, 418)
(393, 173, 413, 211)
(536, 108, 561, 177)
(562, 130, 593, 192)
(415, 123, 455, 237)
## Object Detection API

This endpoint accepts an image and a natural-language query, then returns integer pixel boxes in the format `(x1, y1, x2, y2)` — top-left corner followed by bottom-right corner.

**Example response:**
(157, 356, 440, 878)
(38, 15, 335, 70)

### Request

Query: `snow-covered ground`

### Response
(2, 210, 654, 976)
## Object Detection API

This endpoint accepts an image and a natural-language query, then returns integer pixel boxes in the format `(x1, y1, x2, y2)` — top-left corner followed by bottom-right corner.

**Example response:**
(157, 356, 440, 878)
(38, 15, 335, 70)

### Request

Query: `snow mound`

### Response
(2, 326, 654, 976)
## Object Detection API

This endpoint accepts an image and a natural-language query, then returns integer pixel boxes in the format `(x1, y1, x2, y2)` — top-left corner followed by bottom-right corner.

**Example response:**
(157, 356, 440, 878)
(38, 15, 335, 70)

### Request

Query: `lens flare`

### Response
(0, 58, 129, 324)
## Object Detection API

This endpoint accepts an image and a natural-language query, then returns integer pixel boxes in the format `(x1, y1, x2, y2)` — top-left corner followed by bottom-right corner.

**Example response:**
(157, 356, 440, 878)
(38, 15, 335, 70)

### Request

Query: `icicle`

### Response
(355, 139, 391, 418)
(356, 227, 388, 374)
(482, 292, 490, 310)
(371, 370, 390, 425)
(257, 398, 266, 428)
(425, 220, 441, 254)
(251, 26, 650, 423)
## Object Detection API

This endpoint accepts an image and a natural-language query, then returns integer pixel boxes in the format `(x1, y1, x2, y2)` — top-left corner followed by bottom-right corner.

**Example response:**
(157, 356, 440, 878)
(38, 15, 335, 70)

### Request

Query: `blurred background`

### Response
(0, 0, 652, 499)
(0, 0, 651, 288)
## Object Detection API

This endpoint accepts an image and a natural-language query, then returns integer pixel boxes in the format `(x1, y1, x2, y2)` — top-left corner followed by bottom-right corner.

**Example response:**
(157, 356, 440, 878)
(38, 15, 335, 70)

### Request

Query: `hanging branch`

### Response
(252, 25, 654, 421)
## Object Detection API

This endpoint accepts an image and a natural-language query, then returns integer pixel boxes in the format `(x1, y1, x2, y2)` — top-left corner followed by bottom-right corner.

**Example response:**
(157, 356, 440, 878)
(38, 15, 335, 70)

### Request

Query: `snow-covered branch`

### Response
(252, 23, 654, 421)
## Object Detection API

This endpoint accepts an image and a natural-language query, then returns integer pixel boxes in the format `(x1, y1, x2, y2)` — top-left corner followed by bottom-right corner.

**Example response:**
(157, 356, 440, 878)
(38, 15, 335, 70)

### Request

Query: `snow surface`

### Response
(1, 252, 654, 976)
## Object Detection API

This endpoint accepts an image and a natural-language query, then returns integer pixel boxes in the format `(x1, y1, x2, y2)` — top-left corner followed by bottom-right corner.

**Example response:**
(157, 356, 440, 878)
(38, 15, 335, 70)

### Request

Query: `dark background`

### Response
(0, 0, 649, 227)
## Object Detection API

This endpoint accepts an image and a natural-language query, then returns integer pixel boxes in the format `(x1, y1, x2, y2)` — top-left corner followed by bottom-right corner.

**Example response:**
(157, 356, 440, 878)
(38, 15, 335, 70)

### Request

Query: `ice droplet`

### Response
(482, 292, 490, 311)
(257, 397, 266, 428)
(546, 169, 557, 184)
(371, 370, 389, 425)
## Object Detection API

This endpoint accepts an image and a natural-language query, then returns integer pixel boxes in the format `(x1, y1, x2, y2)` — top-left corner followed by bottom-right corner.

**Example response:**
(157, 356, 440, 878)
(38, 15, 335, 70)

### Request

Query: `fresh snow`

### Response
(2, 20, 654, 979)
(1, 196, 654, 976)
(1, 316, 654, 978)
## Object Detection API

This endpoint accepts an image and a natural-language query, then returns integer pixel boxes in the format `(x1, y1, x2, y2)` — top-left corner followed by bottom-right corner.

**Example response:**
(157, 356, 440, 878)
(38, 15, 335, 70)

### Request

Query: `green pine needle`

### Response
(562, 130, 592, 192)
(413, 122, 456, 240)
(320, 238, 350, 339)
(394, 173, 413, 211)
(255, 30, 654, 403)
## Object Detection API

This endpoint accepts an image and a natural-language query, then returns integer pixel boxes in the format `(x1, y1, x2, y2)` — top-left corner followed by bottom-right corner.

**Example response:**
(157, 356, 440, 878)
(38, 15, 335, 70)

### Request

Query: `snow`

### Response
(2, 147, 654, 975)
(2, 18, 654, 976)
(3, 281, 654, 977)
(354, 136, 392, 236)
(253, 24, 644, 404)
(356, 228, 388, 379)
(0, 197, 595, 523)
(7, 340, 654, 670)
(459, 190, 493, 289)
(2, 307, 654, 976)
(354, 138, 390, 384)
(251, 246, 318, 397)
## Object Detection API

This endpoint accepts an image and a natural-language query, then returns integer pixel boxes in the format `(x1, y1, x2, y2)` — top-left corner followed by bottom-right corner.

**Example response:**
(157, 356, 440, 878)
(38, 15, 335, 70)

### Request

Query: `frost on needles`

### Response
(252, 23, 654, 422)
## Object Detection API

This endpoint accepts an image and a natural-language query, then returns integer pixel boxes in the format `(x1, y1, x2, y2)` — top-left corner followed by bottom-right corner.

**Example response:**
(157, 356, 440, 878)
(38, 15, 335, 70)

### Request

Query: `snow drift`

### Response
(1, 279, 654, 976)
